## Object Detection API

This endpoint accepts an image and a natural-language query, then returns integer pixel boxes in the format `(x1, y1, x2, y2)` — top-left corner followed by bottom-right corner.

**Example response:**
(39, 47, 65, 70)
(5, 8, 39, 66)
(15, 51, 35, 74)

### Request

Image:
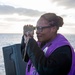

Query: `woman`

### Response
(22, 13, 75, 75)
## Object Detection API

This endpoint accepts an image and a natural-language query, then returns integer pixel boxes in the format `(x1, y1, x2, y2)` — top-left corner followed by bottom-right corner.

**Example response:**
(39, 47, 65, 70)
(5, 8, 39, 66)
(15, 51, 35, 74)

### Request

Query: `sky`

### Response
(0, 0, 75, 34)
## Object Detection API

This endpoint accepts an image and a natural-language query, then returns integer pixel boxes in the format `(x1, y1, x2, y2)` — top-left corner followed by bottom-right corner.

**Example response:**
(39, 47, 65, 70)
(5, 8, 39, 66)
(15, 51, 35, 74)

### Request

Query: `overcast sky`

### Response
(0, 0, 75, 34)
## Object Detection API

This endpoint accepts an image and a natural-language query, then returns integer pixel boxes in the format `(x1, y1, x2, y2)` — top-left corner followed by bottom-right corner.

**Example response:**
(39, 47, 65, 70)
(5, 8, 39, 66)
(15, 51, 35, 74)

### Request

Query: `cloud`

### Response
(51, 0, 75, 8)
(4, 18, 35, 22)
(61, 14, 67, 17)
(0, 5, 45, 17)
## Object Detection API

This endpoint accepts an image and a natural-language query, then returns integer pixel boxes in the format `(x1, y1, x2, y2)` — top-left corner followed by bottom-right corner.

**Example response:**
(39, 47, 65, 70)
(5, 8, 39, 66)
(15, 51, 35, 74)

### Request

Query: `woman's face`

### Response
(36, 17, 56, 43)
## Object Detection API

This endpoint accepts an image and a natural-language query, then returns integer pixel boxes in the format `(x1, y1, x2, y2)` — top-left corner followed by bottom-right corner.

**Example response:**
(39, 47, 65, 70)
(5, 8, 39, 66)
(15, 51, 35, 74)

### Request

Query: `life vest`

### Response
(26, 34, 75, 75)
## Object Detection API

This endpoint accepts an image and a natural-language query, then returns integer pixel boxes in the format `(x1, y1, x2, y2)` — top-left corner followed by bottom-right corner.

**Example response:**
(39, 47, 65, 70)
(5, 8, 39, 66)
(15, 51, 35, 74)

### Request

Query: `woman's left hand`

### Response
(23, 25, 34, 44)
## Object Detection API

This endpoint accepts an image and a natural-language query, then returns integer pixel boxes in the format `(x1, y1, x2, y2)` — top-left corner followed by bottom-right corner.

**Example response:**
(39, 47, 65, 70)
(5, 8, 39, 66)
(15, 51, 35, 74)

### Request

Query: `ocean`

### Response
(0, 33, 75, 75)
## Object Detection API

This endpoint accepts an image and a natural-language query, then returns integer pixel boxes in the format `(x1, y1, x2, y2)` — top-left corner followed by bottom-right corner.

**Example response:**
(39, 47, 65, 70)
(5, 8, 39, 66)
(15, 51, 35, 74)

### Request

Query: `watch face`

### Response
(24, 25, 35, 33)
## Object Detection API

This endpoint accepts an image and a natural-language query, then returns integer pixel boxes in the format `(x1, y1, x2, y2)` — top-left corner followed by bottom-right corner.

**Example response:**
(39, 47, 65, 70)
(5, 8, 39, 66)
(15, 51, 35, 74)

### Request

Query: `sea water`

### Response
(0, 33, 75, 75)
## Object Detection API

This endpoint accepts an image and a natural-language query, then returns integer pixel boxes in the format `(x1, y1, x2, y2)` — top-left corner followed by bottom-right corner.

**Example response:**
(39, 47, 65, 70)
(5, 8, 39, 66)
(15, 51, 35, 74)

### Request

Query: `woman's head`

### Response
(36, 13, 64, 43)
(40, 13, 64, 29)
